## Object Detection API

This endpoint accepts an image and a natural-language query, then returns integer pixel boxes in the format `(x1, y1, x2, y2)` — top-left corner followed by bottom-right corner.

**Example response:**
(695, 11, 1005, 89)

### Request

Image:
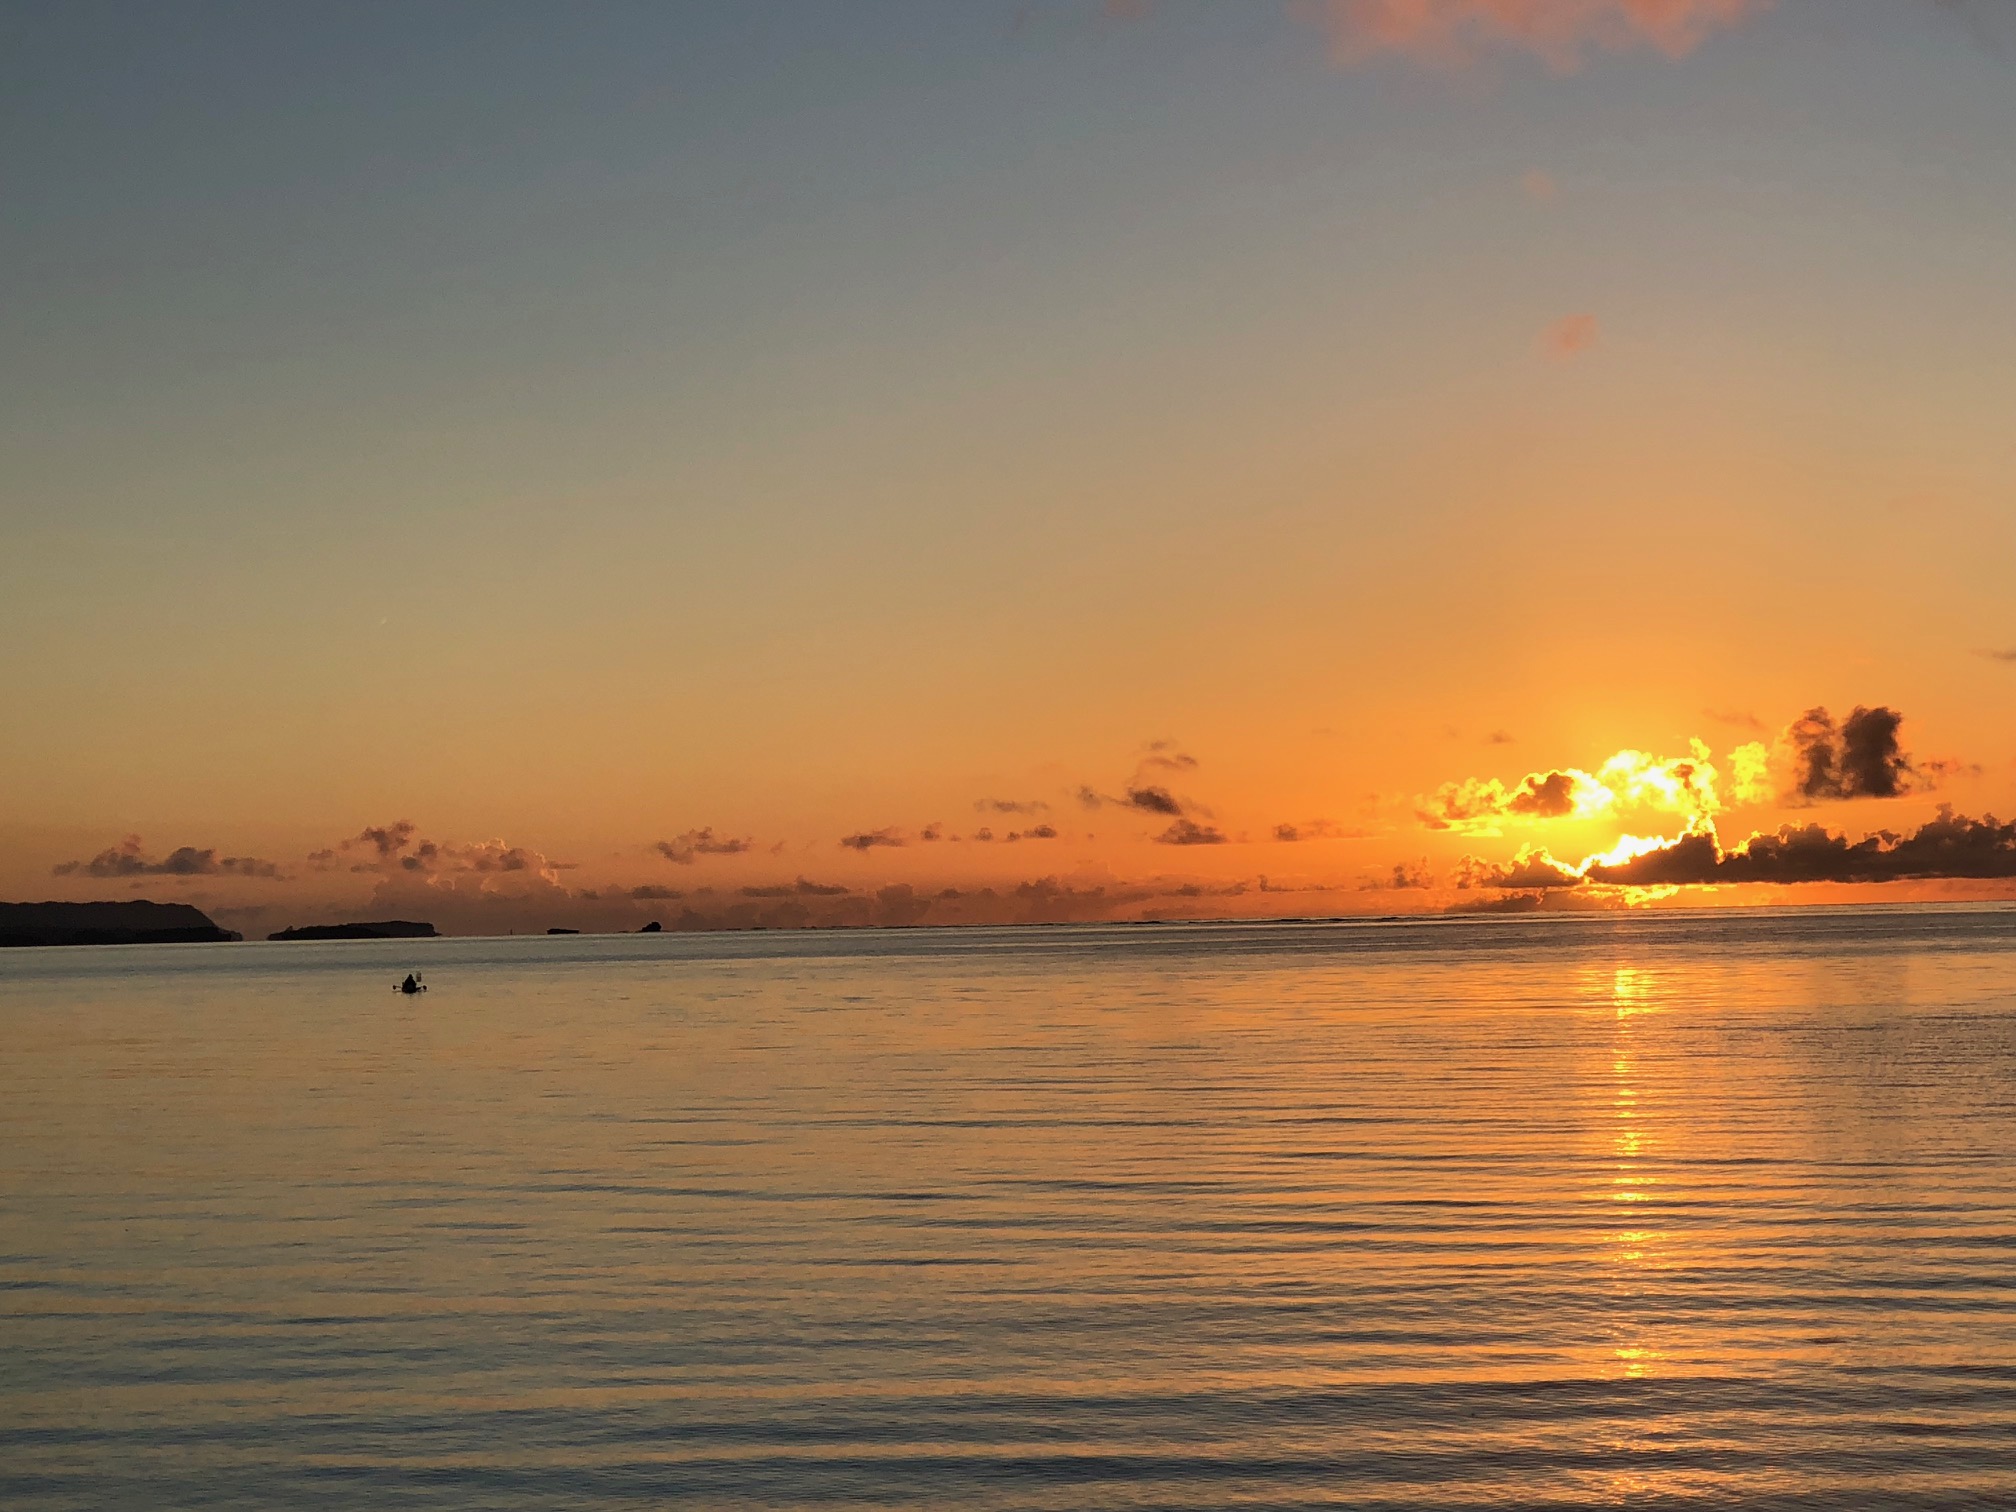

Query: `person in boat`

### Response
(400, 973, 421, 994)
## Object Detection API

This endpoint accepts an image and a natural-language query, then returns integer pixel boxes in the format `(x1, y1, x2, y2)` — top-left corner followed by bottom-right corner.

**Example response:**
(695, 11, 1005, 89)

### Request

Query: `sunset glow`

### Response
(3, 0, 2012, 936)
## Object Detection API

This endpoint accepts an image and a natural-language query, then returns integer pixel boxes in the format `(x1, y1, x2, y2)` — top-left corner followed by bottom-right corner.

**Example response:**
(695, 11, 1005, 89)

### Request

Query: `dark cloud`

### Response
(54, 836, 285, 879)
(1361, 861, 1432, 891)
(1156, 818, 1226, 845)
(1565, 808, 2016, 888)
(919, 822, 946, 842)
(974, 827, 995, 842)
(1273, 819, 1372, 842)
(1486, 729, 1517, 746)
(1790, 705, 1916, 801)
(1505, 770, 1579, 818)
(741, 878, 852, 898)
(1075, 785, 1106, 811)
(1006, 824, 1059, 841)
(1978, 648, 2016, 663)
(1125, 785, 1184, 817)
(839, 827, 905, 852)
(1456, 849, 1584, 890)
(656, 827, 753, 864)
(349, 821, 416, 859)
(975, 798, 1050, 815)
(875, 883, 932, 928)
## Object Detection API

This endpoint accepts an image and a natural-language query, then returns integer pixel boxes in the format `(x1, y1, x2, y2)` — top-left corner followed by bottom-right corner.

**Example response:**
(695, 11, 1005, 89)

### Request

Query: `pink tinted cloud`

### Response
(1539, 312, 1600, 359)
(1304, 0, 1768, 71)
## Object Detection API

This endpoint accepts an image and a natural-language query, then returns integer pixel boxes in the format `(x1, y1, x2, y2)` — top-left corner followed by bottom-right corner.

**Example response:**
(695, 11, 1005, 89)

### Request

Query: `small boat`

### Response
(396, 973, 427, 995)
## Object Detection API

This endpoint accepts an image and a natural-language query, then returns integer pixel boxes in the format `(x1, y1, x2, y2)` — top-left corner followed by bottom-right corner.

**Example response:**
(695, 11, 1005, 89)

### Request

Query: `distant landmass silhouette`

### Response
(547, 927, 580, 935)
(268, 920, 440, 941)
(0, 900, 241, 948)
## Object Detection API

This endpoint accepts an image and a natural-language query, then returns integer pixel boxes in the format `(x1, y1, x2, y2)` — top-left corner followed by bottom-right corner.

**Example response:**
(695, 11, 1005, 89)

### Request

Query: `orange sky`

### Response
(4, 0, 2013, 934)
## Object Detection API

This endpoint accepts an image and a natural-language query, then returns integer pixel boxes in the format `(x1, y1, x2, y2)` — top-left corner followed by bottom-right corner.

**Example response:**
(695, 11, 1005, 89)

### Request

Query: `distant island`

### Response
(0, 900, 241, 948)
(268, 920, 440, 941)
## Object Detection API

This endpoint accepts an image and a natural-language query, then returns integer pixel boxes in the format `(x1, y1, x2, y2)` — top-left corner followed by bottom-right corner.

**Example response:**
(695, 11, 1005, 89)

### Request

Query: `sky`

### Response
(4, 0, 2015, 935)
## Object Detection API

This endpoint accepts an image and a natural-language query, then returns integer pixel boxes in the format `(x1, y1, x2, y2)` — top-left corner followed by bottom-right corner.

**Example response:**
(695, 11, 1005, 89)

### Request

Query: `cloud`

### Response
(629, 885, 684, 901)
(1125, 785, 1185, 817)
(1156, 818, 1227, 845)
(1362, 861, 1432, 890)
(1585, 808, 2016, 886)
(1140, 740, 1200, 773)
(741, 878, 852, 898)
(920, 822, 947, 842)
(839, 827, 906, 852)
(1419, 767, 1610, 831)
(327, 822, 570, 884)
(53, 835, 285, 879)
(1540, 313, 1600, 359)
(1976, 648, 2016, 663)
(1706, 708, 1768, 734)
(655, 828, 754, 864)
(1273, 819, 1373, 842)
(1422, 744, 1725, 833)
(1454, 846, 1586, 890)
(1789, 705, 1916, 801)
(349, 821, 416, 859)
(1486, 729, 1517, 745)
(1006, 824, 1060, 841)
(975, 798, 1050, 815)
(1303, 0, 1768, 71)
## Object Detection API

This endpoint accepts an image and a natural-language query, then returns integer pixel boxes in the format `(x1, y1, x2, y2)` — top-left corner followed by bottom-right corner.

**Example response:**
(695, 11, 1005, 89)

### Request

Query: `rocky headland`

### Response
(0, 900, 242, 948)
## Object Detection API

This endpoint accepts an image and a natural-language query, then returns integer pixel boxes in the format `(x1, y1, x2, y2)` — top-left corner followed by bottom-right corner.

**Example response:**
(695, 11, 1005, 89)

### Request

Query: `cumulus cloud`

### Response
(349, 822, 416, 860)
(1586, 808, 2016, 886)
(1454, 846, 1586, 890)
(1419, 767, 1609, 831)
(1456, 806, 2016, 892)
(53, 836, 285, 880)
(1156, 818, 1227, 845)
(1421, 744, 1724, 833)
(1362, 861, 1433, 890)
(1303, 0, 1768, 71)
(1788, 705, 1916, 802)
(839, 827, 906, 852)
(655, 828, 753, 864)
(325, 821, 569, 884)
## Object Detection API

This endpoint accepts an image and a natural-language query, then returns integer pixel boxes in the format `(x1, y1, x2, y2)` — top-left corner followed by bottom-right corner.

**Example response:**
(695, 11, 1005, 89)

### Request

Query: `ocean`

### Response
(4, 907, 2015, 1509)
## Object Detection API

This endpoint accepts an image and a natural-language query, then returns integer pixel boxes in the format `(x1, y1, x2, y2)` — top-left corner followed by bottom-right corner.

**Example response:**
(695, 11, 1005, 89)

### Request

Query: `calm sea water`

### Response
(4, 907, 2016, 1509)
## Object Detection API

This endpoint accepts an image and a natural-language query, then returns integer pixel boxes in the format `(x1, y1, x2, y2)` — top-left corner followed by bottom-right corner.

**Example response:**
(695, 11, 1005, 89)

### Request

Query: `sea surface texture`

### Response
(5, 908, 2016, 1509)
